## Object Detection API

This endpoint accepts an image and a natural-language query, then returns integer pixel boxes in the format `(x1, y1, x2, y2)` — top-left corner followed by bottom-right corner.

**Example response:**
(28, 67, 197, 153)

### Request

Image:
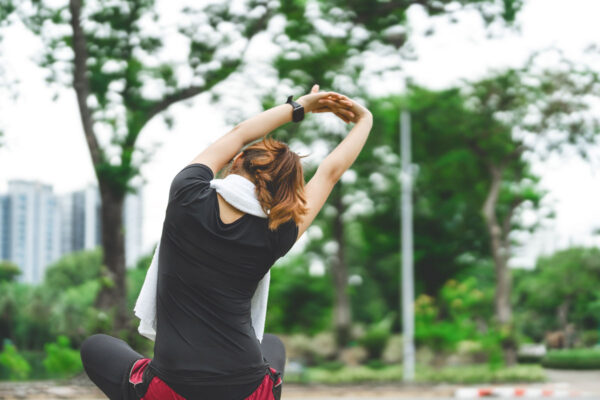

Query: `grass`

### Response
(284, 364, 546, 384)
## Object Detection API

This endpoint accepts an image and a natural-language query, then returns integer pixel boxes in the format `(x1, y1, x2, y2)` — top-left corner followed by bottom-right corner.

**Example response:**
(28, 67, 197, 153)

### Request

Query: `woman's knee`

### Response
(261, 333, 286, 373)
(80, 333, 112, 365)
(262, 334, 285, 355)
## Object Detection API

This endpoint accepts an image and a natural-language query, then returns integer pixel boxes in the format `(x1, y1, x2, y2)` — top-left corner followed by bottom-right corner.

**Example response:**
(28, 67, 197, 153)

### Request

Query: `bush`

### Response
(0, 261, 21, 282)
(358, 313, 394, 360)
(579, 330, 599, 348)
(419, 364, 546, 384)
(382, 334, 402, 364)
(0, 340, 31, 380)
(43, 335, 83, 378)
(50, 280, 100, 344)
(283, 364, 546, 384)
(43, 248, 102, 293)
(281, 332, 337, 366)
(542, 348, 600, 370)
(266, 261, 333, 335)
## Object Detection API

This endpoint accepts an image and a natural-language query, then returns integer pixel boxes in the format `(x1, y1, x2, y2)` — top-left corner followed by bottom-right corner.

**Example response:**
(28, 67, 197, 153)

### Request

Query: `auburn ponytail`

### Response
(226, 136, 308, 231)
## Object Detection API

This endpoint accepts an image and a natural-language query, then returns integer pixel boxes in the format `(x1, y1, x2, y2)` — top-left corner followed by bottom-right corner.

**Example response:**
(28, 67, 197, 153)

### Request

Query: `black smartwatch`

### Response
(286, 95, 305, 123)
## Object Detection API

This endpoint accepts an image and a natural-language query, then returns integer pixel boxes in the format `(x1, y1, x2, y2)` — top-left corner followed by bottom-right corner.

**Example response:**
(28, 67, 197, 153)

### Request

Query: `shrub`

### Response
(266, 261, 333, 335)
(542, 348, 600, 370)
(43, 335, 83, 377)
(281, 332, 337, 366)
(419, 364, 545, 384)
(382, 334, 402, 364)
(283, 364, 546, 384)
(0, 261, 21, 282)
(0, 340, 31, 380)
(579, 330, 599, 348)
(358, 313, 394, 360)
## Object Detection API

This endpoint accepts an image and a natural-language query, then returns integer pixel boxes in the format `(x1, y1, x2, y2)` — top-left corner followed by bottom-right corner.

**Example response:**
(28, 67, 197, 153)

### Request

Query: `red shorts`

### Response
(128, 358, 282, 400)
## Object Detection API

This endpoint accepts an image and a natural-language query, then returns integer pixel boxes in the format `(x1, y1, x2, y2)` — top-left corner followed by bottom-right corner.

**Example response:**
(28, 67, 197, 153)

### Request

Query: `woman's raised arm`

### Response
(187, 86, 353, 176)
(295, 97, 373, 241)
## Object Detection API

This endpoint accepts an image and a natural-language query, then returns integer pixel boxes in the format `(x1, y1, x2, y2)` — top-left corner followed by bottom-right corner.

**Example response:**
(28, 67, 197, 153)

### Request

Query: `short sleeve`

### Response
(169, 163, 214, 205)
(273, 219, 299, 260)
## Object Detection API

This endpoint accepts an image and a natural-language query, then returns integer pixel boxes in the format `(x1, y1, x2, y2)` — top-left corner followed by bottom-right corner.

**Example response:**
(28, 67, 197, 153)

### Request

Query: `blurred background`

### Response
(1, 0, 600, 397)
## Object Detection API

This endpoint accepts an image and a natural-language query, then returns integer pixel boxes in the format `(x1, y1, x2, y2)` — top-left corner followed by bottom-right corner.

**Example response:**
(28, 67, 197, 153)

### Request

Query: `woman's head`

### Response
(225, 136, 308, 231)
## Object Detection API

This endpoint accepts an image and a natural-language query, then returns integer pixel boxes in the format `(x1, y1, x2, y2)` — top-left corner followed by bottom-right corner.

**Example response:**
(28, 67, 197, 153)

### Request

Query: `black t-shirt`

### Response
(148, 163, 298, 399)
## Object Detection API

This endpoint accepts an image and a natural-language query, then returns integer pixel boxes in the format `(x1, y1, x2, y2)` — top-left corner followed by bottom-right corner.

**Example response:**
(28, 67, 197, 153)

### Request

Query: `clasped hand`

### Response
(296, 84, 370, 124)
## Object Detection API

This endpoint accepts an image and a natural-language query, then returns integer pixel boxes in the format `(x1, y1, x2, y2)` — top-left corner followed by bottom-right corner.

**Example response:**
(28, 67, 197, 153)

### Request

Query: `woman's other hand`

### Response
(306, 85, 371, 124)
(314, 95, 371, 124)
(297, 85, 355, 121)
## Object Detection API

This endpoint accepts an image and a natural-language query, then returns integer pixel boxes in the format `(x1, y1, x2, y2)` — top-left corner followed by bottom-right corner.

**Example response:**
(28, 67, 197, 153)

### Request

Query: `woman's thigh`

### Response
(260, 333, 286, 377)
(80, 333, 145, 400)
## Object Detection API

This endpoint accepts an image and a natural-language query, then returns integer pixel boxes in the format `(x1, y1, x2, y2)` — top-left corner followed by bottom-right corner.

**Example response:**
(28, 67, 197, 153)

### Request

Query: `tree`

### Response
(267, 0, 522, 351)
(348, 89, 494, 329)
(346, 56, 600, 363)
(514, 247, 600, 343)
(0, 262, 21, 283)
(461, 53, 600, 362)
(4, 0, 276, 332)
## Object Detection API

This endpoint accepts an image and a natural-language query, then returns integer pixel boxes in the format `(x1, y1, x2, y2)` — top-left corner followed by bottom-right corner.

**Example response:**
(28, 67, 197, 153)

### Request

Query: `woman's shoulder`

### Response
(269, 218, 298, 259)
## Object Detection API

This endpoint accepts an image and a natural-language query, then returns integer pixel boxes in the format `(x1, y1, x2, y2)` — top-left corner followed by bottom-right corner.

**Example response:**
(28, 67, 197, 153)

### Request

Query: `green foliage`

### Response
(0, 261, 20, 282)
(416, 277, 491, 351)
(414, 276, 509, 367)
(42, 335, 83, 377)
(0, 282, 54, 350)
(542, 348, 600, 370)
(0, 341, 31, 380)
(513, 247, 600, 341)
(266, 257, 333, 335)
(419, 364, 545, 384)
(134, 246, 155, 270)
(284, 364, 544, 384)
(43, 248, 103, 294)
(358, 313, 395, 360)
(50, 280, 100, 344)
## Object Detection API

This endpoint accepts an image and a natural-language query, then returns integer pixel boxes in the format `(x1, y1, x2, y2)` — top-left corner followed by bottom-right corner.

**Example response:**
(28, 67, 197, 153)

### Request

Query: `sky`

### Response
(0, 0, 599, 269)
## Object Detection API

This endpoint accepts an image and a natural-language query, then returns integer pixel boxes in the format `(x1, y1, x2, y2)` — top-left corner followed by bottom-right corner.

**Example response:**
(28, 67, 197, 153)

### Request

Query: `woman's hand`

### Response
(313, 92, 371, 124)
(297, 85, 356, 123)
(303, 84, 371, 124)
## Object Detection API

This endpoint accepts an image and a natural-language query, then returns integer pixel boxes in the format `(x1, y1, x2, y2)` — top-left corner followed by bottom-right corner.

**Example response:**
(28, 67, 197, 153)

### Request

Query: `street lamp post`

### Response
(401, 109, 415, 382)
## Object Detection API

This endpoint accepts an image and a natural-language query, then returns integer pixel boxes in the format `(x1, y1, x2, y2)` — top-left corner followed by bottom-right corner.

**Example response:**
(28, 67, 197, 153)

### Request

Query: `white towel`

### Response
(133, 172, 271, 343)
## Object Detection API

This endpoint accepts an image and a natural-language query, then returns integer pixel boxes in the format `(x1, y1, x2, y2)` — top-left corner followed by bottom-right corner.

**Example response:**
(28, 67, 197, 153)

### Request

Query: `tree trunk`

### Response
(331, 185, 351, 349)
(95, 187, 129, 333)
(482, 165, 517, 365)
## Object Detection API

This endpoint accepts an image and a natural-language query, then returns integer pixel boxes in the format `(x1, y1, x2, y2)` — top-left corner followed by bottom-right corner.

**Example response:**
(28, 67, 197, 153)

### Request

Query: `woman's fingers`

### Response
(313, 104, 354, 118)
(311, 106, 354, 123)
(318, 98, 353, 110)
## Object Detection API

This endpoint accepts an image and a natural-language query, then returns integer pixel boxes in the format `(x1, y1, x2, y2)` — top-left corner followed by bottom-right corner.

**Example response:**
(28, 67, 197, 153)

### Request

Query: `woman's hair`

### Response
(225, 135, 308, 231)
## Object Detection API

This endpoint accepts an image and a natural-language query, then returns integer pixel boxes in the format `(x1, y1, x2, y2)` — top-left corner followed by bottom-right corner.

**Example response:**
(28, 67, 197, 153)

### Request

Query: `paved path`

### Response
(1, 370, 599, 399)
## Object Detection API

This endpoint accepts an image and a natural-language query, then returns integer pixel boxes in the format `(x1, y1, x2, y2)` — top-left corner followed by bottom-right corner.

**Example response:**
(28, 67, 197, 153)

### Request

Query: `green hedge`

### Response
(285, 364, 546, 384)
(542, 348, 600, 370)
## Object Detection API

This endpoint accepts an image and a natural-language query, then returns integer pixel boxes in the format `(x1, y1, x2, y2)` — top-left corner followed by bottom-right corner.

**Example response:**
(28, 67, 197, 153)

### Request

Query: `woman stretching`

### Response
(79, 84, 373, 400)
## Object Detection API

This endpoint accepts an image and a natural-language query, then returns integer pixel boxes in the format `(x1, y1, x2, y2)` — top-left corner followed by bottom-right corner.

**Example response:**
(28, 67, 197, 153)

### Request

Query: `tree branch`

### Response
(144, 58, 244, 126)
(145, 84, 207, 124)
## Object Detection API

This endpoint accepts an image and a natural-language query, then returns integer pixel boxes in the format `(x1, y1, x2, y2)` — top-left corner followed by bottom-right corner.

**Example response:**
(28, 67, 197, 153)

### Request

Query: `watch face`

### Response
(293, 107, 304, 122)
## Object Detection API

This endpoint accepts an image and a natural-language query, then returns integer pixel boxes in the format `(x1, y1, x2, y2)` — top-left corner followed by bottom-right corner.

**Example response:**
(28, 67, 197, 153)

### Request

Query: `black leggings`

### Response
(80, 333, 286, 400)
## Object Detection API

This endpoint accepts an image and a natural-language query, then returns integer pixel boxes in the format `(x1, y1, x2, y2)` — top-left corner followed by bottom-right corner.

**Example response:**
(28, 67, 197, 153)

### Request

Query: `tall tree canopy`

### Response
(265, 0, 523, 348)
(2, 0, 276, 332)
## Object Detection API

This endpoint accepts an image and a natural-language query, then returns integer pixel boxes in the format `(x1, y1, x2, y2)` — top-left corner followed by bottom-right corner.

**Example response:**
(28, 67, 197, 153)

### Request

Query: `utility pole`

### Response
(401, 109, 415, 382)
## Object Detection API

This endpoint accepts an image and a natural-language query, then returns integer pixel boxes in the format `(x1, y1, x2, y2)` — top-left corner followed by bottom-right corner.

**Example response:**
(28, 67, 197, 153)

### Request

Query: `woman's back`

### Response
(148, 163, 298, 397)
